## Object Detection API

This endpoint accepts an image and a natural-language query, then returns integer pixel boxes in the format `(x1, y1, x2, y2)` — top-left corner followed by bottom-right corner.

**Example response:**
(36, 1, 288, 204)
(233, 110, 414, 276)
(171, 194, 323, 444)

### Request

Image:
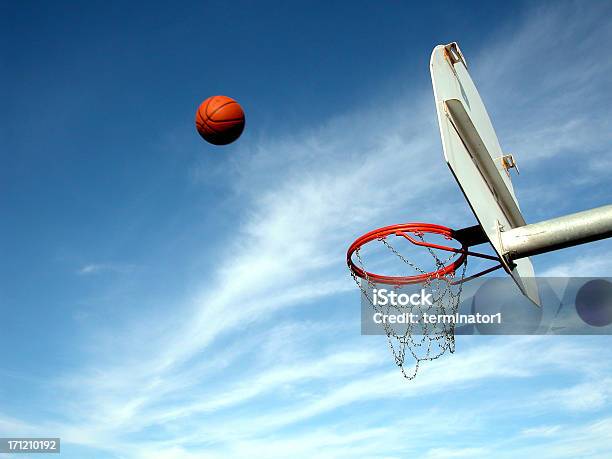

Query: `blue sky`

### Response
(2, 1, 612, 457)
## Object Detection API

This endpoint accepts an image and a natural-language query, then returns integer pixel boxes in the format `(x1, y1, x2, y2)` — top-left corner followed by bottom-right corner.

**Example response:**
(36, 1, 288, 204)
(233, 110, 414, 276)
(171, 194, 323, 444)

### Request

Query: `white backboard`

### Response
(430, 42, 540, 306)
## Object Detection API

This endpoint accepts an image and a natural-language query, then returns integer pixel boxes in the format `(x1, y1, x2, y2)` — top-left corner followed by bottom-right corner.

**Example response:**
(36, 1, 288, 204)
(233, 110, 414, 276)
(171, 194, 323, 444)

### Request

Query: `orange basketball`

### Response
(195, 95, 245, 146)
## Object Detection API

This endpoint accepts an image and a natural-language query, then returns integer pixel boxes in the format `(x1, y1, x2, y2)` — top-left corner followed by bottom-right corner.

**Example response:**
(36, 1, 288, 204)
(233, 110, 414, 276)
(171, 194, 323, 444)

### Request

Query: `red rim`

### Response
(346, 223, 468, 285)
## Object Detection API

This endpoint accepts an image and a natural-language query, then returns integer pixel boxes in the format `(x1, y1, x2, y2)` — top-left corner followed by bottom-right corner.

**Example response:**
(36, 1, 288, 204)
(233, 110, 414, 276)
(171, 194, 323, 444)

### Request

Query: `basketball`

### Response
(195, 95, 245, 146)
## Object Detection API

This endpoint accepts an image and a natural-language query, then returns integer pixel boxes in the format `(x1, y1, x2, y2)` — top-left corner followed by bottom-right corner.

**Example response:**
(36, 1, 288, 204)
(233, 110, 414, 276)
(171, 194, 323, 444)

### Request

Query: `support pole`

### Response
(501, 205, 612, 260)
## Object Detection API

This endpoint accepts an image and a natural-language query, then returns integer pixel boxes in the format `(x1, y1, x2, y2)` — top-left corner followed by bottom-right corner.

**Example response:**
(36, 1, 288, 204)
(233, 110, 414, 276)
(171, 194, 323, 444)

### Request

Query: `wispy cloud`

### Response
(520, 425, 562, 437)
(77, 262, 136, 275)
(539, 378, 612, 412)
(473, 2, 612, 165)
(425, 447, 489, 459)
(539, 250, 612, 277)
(3, 3, 612, 458)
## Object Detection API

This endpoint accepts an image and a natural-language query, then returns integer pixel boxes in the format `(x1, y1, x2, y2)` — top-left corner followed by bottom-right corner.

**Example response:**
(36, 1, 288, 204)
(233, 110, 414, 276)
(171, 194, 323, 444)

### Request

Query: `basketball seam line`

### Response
(196, 112, 219, 135)
(195, 109, 207, 126)
(197, 117, 221, 137)
(207, 117, 245, 124)
(197, 110, 237, 133)
(206, 99, 236, 118)
(203, 118, 224, 135)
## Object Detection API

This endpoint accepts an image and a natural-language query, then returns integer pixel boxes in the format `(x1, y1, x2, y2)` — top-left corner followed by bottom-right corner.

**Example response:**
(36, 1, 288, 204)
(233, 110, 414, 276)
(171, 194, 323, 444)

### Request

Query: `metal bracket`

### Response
(500, 153, 520, 176)
(443, 42, 467, 67)
(454, 224, 488, 247)
(496, 220, 517, 270)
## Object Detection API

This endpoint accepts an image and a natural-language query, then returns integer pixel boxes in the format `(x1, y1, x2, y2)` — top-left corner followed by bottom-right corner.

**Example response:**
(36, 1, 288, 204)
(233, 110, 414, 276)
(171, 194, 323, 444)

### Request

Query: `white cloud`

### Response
(500, 417, 612, 459)
(539, 251, 612, 277)
(4, 3, 612, 458)
(520, 425, 562, 437)
(541, 379, 612, 412)
(0, 415, 38, 436)
(77, 262, 136, 275)
(473, 2, 612, 165)
(425, 447, 489, 459)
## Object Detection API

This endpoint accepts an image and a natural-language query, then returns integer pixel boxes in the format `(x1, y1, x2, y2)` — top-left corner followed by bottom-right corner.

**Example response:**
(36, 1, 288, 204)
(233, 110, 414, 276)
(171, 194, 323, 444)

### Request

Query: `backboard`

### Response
(430, 42, 540, 306)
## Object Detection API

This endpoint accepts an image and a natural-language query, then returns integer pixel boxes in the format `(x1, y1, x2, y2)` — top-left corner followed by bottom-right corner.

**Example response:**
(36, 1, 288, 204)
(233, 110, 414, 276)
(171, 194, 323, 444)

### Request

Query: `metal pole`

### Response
(500, 205, 612, 260)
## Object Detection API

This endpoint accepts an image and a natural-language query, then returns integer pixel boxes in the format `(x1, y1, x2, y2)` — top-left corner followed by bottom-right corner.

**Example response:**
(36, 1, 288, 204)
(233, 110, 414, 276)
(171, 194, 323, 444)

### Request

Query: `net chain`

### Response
(350, 233, 468, 380)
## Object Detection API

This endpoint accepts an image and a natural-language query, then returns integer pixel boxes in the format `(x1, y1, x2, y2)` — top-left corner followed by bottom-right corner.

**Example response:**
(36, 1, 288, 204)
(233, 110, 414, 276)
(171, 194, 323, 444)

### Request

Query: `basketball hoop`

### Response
(344, 41, 612, 380)
(347, 223, 501, 286)
(347, 222, 503, 380)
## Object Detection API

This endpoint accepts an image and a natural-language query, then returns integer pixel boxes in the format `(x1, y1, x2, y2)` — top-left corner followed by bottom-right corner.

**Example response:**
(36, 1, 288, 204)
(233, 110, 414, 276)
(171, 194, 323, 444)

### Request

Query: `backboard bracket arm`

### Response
(454, 224, 489, 247)
(500, 204, 612, 260)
